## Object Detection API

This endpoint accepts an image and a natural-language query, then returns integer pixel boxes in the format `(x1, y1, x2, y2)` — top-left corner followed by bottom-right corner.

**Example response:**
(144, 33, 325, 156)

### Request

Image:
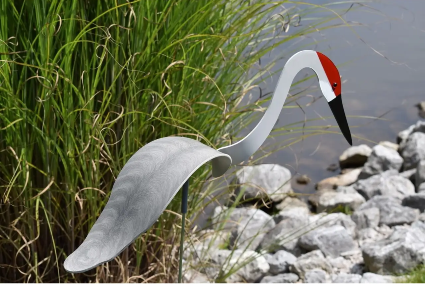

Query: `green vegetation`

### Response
(0, 0, 363, 282)
(330, 204, 353, 215)
(398, 264, 425, 283)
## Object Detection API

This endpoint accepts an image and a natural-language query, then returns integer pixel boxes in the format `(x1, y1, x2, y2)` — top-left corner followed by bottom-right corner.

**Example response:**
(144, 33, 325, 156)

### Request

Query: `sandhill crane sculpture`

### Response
(64, 50, 353, 282)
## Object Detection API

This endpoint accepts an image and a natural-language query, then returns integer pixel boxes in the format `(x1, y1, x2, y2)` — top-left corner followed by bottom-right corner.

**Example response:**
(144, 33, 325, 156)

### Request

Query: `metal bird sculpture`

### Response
(64, 50, 353, 281)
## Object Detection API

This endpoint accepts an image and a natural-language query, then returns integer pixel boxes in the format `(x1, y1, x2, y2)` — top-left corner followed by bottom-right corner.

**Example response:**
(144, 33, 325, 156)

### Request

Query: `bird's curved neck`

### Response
(218, 50, 326, 164)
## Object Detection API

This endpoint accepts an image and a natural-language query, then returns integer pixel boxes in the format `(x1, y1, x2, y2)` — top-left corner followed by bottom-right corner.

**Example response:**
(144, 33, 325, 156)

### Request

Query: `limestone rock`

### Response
(214, 207, 276, 250)
(308, 213, 357, 239)
(411, 120, 425, 135)
(198, 230, 232, 250)
(419, 182, 425, 193)
(416, 160, 425, 188)
(327, 250, 365, 275)
(398, 124, 416, 144)
(290, 250, 333, 279)
(316, 168, 362, 190)
(304, 269, 330, 283)
(234, 164, 293, 202)
(417, 102, 425, 118)
(183, 268, 210, 283)
(298, 225, 357, 258)
(273, 206, 310, 224)
(400, 168, 417, 185)
(360, 273, 394, 283)
(351, 207, 380, 230)
(399, 132, 425, 170)
(339, 145, 372, 169)
(296, 174, 311, 185)
(264, 250, 297, 275)
(260, 273, 299, 283)
(205, 249, 270, 283)
(259, 214, 309, 255)
(402, 193, 425, 212)
(359, 145, 403, 179)
(353, 170, 415, 201)
(355, 195, 419, 227)
(309, 188, 333, 211)
(327, 256, 353, 275)
(357, 226, 393, 247)
(340, 249, 365, 275)
(332, 273, 362, 283)
(379, 141, 399, 151)
(361, 221, 425, 275)
(419, 212, 425, 222)
(317, 186, 366, 213)
(397, 120, 425, 144)
(274, 196, 310, 224)
(183, 230, 232, 263)
(276, 196, 309, 211)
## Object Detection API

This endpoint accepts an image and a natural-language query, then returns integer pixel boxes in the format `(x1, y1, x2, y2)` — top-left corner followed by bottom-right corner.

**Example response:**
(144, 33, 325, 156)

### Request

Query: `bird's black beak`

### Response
(328, 95, 352, 146)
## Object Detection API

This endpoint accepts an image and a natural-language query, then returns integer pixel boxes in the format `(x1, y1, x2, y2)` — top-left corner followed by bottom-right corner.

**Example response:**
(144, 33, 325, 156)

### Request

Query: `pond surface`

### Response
(243, 0, 425, 194)
(194, 0, 425, 229)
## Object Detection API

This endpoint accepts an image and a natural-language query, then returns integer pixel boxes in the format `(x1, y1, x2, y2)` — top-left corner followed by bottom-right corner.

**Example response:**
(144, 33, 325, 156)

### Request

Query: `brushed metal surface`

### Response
(64, 137, 231, 273)
(217, 50, 352, 164)
(64, 50, 352, 274)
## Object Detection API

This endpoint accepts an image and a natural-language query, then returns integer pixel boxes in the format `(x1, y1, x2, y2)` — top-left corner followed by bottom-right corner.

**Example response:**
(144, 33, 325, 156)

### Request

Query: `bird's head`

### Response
(316, 51, 352, 146)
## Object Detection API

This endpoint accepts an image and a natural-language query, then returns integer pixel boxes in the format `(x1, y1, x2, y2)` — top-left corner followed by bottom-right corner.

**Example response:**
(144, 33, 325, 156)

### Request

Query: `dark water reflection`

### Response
(240, 0, 425, 194)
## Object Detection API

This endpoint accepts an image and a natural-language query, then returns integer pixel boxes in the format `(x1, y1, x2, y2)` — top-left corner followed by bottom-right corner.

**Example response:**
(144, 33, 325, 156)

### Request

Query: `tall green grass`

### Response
(0, 0, 361, 282)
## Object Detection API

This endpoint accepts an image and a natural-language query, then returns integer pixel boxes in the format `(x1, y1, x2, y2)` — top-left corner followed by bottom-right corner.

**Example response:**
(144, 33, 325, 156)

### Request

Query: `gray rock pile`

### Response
(182, 119, 425, 283)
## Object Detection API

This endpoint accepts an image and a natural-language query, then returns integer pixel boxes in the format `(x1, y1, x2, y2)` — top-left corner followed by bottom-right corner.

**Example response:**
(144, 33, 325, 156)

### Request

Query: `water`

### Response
(243, 0, 425, 194)
(193, 0, 425, 229)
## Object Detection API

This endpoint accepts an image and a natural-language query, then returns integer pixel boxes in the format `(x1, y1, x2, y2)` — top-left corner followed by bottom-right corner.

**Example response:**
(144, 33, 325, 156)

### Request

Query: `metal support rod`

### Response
(178, 179, 189, 283)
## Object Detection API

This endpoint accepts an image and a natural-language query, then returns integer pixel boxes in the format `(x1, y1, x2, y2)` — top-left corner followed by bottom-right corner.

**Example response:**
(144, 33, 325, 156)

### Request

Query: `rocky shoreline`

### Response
(182, 119, 425, 283)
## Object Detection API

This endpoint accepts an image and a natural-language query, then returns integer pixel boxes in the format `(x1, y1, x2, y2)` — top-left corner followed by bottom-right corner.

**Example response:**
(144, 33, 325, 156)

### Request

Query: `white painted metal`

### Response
(218, 50, 336, 165)
(64, 50, 345, 274)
